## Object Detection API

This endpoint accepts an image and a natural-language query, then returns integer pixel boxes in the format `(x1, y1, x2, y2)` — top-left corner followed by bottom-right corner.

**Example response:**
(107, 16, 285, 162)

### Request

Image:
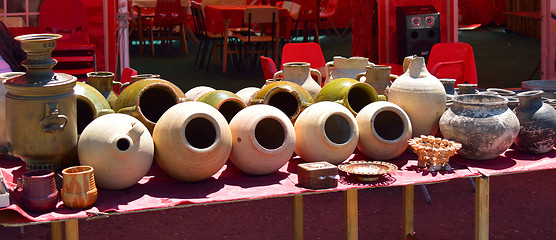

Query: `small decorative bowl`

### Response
(407, 135, 462, 171)
(337, 160, 398, 181)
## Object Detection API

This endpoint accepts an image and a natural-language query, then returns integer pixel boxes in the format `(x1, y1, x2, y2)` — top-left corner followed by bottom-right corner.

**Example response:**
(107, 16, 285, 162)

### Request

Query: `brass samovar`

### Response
(4, 34, 77, 170)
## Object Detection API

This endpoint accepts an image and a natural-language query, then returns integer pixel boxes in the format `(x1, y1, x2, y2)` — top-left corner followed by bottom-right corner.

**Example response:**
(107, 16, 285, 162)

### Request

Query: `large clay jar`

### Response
(513, 90, 556, 154)
(273, 62, 322, 99)
(61, 165, 97, 209)
(0, 72, 24, 153)
(439, 94, 520, 160)
(356, 65, 398, 96)
(78, 113, 154, 189)
(235, 87, 260, 105)
(314, 78, 378, 116)
(249, 81, 314, 122)
(18, 169, 58, 212)
(74, 82, 115, 135)
(185, 86, 215, 101)
(294, 101, 359, 165)
(324, 56, 374, 85)
(196, 90, 247, 123)
(356, 101, 412, 160)
(388, 56, 446, 137)
(86, 71, 119, 108)
(113, 78, 186, 133)
(153, 101, 232, 182)
(229, 105, 295, 175)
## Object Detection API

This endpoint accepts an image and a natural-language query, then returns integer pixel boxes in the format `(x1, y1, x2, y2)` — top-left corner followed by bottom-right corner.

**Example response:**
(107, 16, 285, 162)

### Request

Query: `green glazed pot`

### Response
(315, 78, 378, 116)
(113, 78, 186, 133)
(197, 90, 247, 123)
(74, 82, 115, 135)
(249, 81, 314, 123)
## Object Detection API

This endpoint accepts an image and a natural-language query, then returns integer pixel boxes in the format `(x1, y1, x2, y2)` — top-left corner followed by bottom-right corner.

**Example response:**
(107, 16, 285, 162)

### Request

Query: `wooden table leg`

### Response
(475, 176, 489, 240)
(293, 195, 304, 240)
(65, 219, 79, 240)
(344, 189, 358, 240)
(51, 221, 63, 240)
(402, 185, 414, 240)
(222, 19, 231, 74)
(136, 7, 144, 54)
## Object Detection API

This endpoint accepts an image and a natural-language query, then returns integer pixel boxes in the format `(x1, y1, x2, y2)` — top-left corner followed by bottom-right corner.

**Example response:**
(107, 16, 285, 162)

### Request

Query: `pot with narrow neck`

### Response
(273, 62, 322, 99)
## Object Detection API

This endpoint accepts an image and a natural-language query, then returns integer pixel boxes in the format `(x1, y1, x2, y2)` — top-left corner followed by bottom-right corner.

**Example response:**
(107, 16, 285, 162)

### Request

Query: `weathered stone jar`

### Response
(4, 34, 77, 170)
(513, 90, 556, 154)
(324, 56, 373, 85)
(439, 94, 520, 160)
(388, 56, 446, 137)
(273, 62, 322, 99)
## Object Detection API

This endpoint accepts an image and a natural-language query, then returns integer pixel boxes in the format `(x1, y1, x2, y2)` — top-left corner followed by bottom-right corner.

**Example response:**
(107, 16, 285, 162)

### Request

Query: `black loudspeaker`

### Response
(396, 5, 440, 64)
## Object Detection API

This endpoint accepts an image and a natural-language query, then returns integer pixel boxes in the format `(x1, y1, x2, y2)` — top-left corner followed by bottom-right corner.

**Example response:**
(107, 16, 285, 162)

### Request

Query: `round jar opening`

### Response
(325, 114, 352, 144)
(219, 100, 245, 123)
(255, 118, 285, 150)
(268, 91, 299, 119)
(185, 117, 217, 149)
(347, 86, 374, 113)
(139, 86, 177, 123)
(373, 110, 404, 141)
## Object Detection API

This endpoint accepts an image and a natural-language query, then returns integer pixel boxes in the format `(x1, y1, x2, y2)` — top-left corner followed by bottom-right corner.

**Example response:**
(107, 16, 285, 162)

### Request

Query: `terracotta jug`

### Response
(17, 169, 58, 212)
(153, 101, 232, 182)
(356, 65, 398, 96)
(185, 86, 216, 101)
(86, 71, 119, 108)
(196, 90, 247, 123)
(61, 165, 97, 209)
(273, 62, 322, 99)
(249, 81, 314, 123)
(314, 78, 378, 116)
(439, 94, 519, 160)
(324, 56, 374, 85)
(356, 101, 412, 160)
(78, 113, 154, 189)
(113, 78, 186, 133)
(388, 56, 446, 137)
(74, 82, 115, 135)
(294, 101, 359, 165)
(513, 90, 556, 154)
(229, 105, 296, 175)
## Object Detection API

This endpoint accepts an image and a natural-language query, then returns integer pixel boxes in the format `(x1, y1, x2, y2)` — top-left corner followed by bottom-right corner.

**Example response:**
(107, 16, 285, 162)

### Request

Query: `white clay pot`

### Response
(324, 56, 374, 85)
(185, 86, 216, 101)
(78, 113, 154, 189)
(229, 105, 295, 175)
(356, 101, 412, 160)
(153, 101, 232, 182)
(236, 87, 260, 105)
(273, 62, 322, 99)
(294, 101, 359, 164)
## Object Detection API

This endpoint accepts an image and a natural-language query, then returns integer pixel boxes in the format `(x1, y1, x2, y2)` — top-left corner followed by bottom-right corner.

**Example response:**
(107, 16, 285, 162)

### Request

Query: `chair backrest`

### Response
(153, 0, 186, 26)
(427, 42, 478, 85)
(244, 7, 279, 41)
(291, 0, 319, 21)
(201, 0, 247, 13)
(320, 0, 339, 17)
(260, 56, 278, 80)
(281, 42, 326, 71)
(39, 0, 90, 43)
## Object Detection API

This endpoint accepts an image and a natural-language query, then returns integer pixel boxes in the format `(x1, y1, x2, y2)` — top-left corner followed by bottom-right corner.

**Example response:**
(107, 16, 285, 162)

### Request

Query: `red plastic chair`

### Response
(291, 0, 320, 44)
(427, 42, 478, 86)
(281, 42, 326, 85)
(260, 56, 278, 80)
(319, 0, 343, 43)
(114, 67, 138, 94)
(148, 0, 189, 56)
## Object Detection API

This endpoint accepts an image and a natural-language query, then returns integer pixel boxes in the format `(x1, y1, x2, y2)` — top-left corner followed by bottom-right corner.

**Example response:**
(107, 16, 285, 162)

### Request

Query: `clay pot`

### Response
(113, 78, 186, 133)
(235, 87, 260, 105)
(229, 105, 295, 175)
(249, 81, 314, 123)
(18, 169, 58, 212)
(457, 83, 478, 94)
(273, 62, 322, 99)
(153, 101, 232, 182)
(86, 71, 119, 108)
(439, 94, 520, 160)
(356, 101, 412, 160)
(61, 165, 97, 209)
(324, 56, 373, 85)
(5, 34, 77, 171)
(486, 88, 516, 97)
(196, 90, 247, 123)
(78, 113, 154, 189)
(388, 56, 446, 137)
(439, 78, 456, 96)
(294, 101, 359, 165)
(356, 65, 397, 96)
(74, 82, 115, 135)
(120, 74, 161, 92)
(185, 86, 216, 101)
(513, 90, 556, 154)
(314, 78, 378, 116)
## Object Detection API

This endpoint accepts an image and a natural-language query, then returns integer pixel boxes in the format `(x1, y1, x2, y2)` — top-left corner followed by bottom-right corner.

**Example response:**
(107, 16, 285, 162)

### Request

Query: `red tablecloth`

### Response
(1, 148, 555, 225)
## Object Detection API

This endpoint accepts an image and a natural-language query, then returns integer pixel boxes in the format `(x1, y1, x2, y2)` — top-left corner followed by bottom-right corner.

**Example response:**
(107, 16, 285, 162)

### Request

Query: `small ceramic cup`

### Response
(17, 169, 59, 212)
(61, 165, 98, 209)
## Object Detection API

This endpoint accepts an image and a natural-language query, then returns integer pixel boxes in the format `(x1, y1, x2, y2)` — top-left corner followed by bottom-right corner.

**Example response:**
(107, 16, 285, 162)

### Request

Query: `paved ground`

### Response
(2, 169, 554, 239)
